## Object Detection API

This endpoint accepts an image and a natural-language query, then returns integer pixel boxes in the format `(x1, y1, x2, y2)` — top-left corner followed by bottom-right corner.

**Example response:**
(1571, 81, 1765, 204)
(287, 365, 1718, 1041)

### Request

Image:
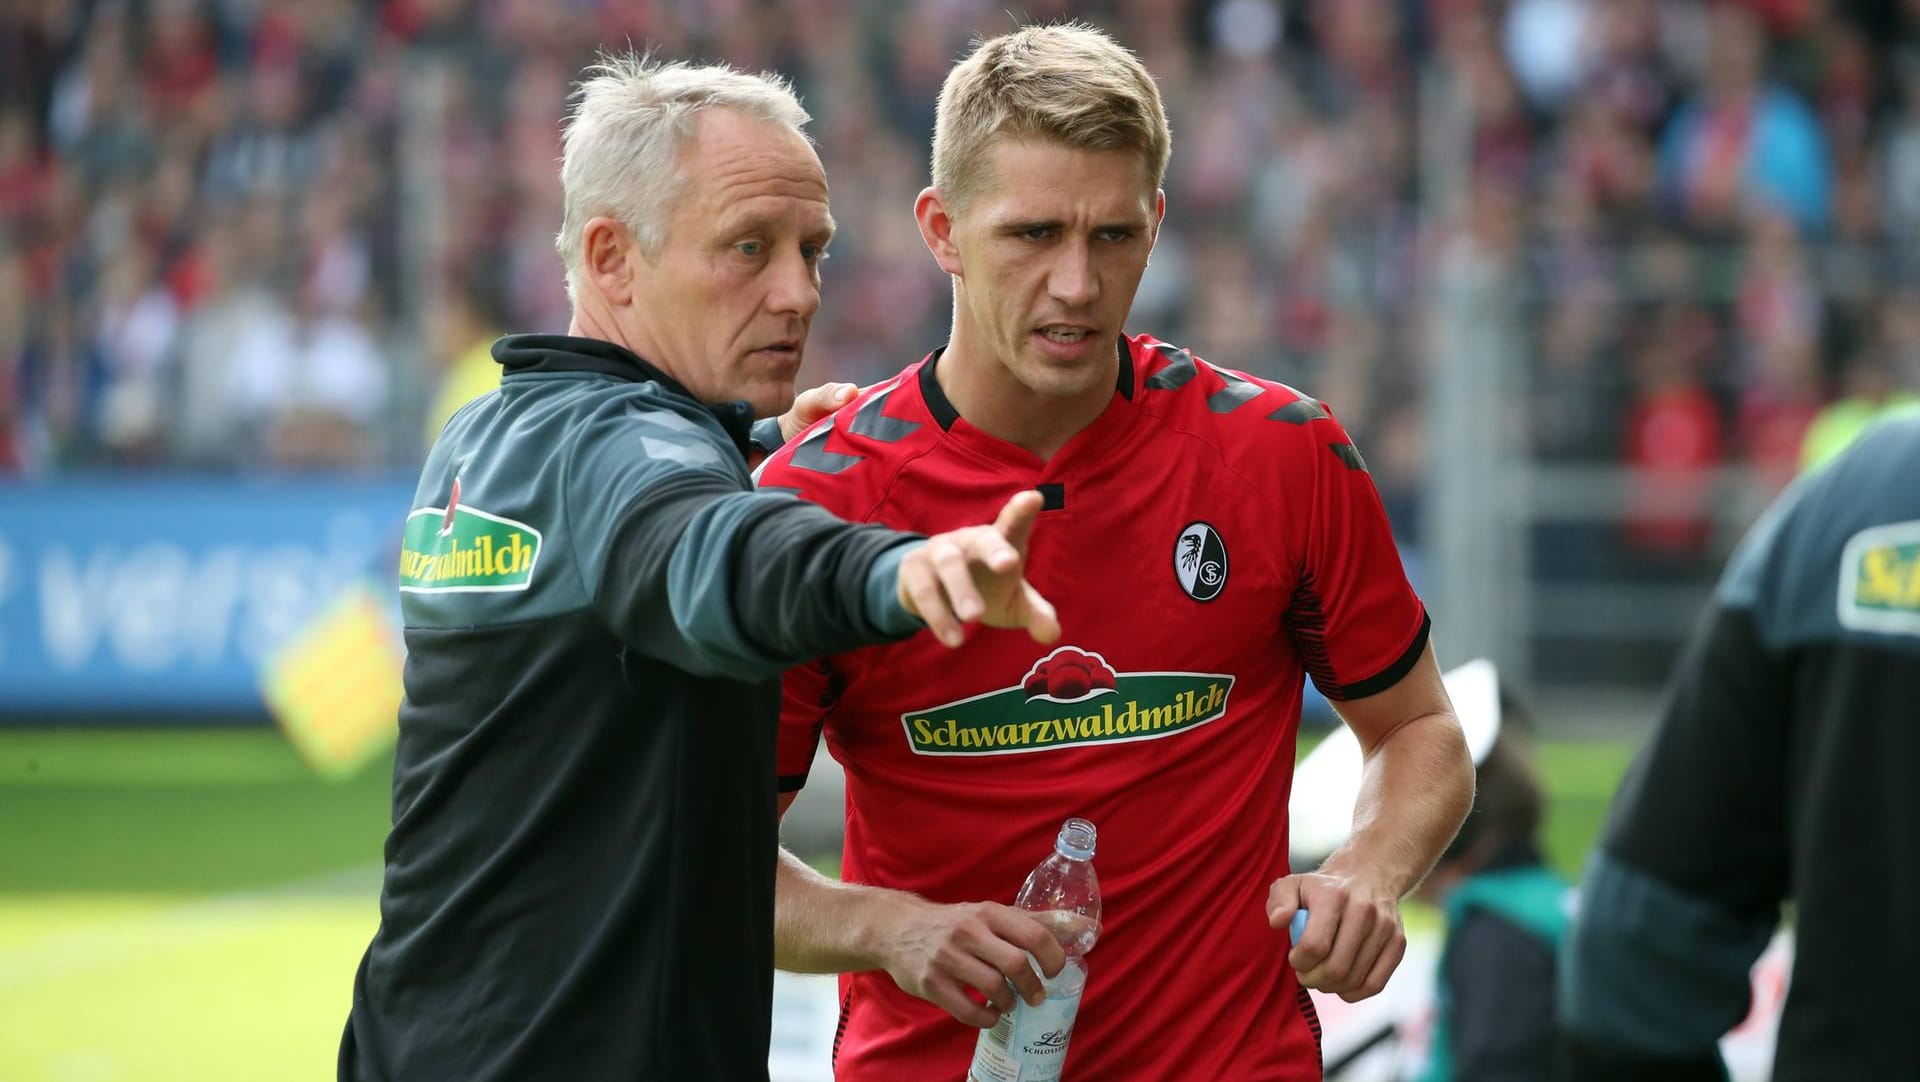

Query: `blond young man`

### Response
(758, 25, 1474, 1080)
(339, 56, 1058, 1082)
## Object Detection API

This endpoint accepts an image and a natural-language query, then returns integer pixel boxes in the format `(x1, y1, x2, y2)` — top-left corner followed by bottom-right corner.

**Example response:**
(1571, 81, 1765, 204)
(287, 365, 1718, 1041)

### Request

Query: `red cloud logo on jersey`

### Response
(1020, 647, 1120, 703)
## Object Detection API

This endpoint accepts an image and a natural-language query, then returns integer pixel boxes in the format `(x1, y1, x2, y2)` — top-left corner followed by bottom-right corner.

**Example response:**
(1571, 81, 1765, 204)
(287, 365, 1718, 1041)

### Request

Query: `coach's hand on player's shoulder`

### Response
(778, 381, 858, 441)
(897, 490, 1060, 648)
(1266, 867, 1406, 1003)
(876, 897, 1067, 1028)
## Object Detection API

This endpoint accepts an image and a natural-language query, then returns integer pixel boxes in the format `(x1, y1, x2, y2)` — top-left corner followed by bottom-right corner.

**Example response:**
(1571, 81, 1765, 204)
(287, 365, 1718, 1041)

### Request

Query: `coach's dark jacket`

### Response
(340, 334, 917, 1082)
(1559, 416, 1920, 1082)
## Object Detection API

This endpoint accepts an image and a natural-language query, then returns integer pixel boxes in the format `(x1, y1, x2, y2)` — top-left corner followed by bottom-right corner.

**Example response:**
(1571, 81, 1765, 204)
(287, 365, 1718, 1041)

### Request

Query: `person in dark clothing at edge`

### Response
(338, 55, 1062, 1082)
(1558, 415, 1920, 1082)
(1413, 689, 1569, 1082)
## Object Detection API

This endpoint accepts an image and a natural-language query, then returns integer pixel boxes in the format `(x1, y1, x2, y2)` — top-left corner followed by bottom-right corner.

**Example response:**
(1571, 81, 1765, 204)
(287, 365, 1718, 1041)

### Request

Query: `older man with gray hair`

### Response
(338, 55, 1060, 1082)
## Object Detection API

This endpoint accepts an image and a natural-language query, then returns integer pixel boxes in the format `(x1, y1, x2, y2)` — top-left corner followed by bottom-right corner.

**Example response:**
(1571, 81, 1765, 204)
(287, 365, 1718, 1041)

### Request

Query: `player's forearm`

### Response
(1322, 709, 1473, 897)
(773, 847, 919, 974)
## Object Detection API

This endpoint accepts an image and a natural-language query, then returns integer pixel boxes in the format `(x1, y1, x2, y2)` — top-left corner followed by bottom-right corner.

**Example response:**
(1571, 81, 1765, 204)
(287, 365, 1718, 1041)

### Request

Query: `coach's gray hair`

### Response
(556, 53, 812, 302)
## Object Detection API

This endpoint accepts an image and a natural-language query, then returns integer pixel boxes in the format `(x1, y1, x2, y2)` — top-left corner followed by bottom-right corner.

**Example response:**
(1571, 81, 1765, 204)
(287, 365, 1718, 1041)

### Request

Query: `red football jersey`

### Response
(757, 334, 1429, 1082)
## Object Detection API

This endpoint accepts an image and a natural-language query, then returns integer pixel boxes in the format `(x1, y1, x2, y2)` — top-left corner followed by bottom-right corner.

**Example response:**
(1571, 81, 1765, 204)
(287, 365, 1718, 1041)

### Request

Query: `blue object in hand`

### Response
(1290, 908, 1309, 941)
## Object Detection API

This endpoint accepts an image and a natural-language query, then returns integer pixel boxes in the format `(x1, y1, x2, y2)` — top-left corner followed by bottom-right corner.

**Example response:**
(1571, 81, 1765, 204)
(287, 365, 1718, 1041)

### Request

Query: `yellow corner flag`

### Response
(261, 579, 404, 780)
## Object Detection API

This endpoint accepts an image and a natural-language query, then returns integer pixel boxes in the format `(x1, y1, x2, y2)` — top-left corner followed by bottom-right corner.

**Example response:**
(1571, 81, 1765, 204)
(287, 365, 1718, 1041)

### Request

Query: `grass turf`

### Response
(0, 727, 1641, 1081)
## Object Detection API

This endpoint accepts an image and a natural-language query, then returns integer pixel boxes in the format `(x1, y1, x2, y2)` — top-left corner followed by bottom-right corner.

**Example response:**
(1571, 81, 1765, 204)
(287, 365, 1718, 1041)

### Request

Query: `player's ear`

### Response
(915, 187, 964, 278)
(1148, 189, 1166, 251)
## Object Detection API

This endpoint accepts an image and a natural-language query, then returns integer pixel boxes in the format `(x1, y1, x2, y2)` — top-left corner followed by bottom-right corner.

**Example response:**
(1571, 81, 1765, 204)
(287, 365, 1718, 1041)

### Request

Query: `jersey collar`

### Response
(493, 333, 755, 453)
(916, 337, 1136, 431)
(914, 337, 1141, 473)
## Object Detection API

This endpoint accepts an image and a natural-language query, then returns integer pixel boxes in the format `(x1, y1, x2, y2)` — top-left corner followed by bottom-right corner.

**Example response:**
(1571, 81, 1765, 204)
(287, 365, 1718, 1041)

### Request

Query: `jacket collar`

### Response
(493, 333, 756, 454)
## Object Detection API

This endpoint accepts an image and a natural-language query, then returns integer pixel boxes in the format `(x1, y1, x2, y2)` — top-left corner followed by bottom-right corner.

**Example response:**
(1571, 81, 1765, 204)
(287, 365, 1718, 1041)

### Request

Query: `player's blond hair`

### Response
(556, 53, 812, 301)
(931, 23, 1171, 213)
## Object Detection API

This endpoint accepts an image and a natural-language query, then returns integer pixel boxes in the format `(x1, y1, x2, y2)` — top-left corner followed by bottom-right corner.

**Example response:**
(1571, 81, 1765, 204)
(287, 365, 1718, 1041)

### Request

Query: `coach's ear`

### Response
(915, 187, 965, 279)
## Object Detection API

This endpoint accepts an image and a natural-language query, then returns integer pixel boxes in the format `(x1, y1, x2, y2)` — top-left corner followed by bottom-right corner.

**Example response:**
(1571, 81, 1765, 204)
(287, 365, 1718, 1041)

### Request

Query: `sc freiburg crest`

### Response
(1175, 522, 1228, 602)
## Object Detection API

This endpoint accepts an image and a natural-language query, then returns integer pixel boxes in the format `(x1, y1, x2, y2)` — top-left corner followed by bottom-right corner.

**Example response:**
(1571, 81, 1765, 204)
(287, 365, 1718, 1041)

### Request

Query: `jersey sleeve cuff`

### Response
(1320, 610, 1430, 701)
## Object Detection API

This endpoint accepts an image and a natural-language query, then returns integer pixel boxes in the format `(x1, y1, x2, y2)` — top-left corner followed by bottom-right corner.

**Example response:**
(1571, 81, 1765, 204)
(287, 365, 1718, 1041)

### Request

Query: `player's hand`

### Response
(779, 381, 857, 442)
(897, 491, 1060, 648)
(878, 899, 1068, 1028)
(1266, 869, 1406, 1002)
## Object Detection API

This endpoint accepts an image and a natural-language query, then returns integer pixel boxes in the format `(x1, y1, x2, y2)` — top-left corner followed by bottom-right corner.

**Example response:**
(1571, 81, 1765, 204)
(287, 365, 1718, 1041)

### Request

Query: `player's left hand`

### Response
(779, 381, 857, 441)
(1266, 869, 1406, 1002)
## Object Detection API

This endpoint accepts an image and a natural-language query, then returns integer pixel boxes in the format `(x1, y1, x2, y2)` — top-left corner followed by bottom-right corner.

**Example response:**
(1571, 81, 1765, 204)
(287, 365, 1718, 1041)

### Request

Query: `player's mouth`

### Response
(1031, 323, 1101, 360)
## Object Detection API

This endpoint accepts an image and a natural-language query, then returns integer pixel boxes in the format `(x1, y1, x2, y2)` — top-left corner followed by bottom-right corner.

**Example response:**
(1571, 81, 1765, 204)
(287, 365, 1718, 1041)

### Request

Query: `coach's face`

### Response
(923, 138, 1162, 401)
(598, 108, 834, 417)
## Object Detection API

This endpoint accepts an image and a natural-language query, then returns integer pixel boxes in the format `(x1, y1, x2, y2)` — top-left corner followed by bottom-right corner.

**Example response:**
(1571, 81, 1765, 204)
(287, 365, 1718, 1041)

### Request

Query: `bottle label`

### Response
(966, 976, 1082, 1082)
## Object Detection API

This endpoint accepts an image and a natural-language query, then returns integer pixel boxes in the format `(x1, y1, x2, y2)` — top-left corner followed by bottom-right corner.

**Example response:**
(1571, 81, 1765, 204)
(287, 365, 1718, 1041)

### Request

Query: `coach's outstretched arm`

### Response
(1265, 642, 1474, 1002)
(573, 406, 1058, 682)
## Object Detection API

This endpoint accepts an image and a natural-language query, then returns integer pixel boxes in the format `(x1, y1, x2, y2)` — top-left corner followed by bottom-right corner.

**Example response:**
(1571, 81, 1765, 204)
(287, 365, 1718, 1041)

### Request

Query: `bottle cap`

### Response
(1056, 817, 1096, 860)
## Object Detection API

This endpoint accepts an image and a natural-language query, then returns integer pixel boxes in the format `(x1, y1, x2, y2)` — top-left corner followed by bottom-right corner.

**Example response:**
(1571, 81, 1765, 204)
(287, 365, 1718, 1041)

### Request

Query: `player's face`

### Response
(947, 139, 1161, 400)
(635, 109, 834, 417)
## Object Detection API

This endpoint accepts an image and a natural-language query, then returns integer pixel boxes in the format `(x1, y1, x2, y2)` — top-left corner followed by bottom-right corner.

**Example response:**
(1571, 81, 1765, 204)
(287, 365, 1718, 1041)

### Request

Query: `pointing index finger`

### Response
(994, 490, 1044, 554)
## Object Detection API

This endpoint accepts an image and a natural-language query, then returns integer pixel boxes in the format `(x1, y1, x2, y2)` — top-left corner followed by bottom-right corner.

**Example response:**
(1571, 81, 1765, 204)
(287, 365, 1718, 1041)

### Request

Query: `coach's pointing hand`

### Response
(897, 490, 1060, 648)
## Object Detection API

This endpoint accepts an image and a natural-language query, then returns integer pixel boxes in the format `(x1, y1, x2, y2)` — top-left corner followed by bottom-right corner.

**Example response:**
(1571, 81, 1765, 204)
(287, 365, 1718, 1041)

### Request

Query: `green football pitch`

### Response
(0, 727, 1638, 1081)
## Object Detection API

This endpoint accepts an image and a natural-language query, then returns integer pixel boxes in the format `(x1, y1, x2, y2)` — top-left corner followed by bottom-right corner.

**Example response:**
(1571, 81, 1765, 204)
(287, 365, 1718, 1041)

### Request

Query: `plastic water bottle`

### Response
(965, 818, 1102, 1082)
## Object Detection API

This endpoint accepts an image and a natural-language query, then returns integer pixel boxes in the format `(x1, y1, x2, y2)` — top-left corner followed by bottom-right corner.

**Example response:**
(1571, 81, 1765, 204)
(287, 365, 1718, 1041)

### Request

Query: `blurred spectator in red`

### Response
(1622, 304, 1726, 559)
(0, 109, 52, 233)
(140, 0, 220, 133)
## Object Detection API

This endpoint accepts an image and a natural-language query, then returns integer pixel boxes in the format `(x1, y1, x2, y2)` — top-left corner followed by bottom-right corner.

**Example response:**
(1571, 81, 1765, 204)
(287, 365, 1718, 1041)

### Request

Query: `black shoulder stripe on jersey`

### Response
(1208, 368, 1266, 413)
(1329, 441, 1368, 472)
(789, 416, 863, 474)
(1269, 397, 1330, 425)
(1144, 343, 1196, 390)
(846, 385, 921, 443)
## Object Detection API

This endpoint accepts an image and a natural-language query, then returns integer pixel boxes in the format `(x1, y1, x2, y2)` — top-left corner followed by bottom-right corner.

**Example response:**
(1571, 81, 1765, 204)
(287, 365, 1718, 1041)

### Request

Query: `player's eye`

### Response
(801, 243, 829, 264)
(736, 241, 764, 257)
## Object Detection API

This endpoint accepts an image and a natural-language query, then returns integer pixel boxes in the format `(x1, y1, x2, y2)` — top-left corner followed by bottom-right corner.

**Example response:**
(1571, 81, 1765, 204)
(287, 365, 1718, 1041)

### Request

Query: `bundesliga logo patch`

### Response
(1175, 522, 1228, 601)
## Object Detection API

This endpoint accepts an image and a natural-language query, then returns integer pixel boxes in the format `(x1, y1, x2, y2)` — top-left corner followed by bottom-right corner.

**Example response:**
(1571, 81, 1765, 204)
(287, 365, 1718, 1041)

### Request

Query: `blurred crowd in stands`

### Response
(3, 0, 1917, 553)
